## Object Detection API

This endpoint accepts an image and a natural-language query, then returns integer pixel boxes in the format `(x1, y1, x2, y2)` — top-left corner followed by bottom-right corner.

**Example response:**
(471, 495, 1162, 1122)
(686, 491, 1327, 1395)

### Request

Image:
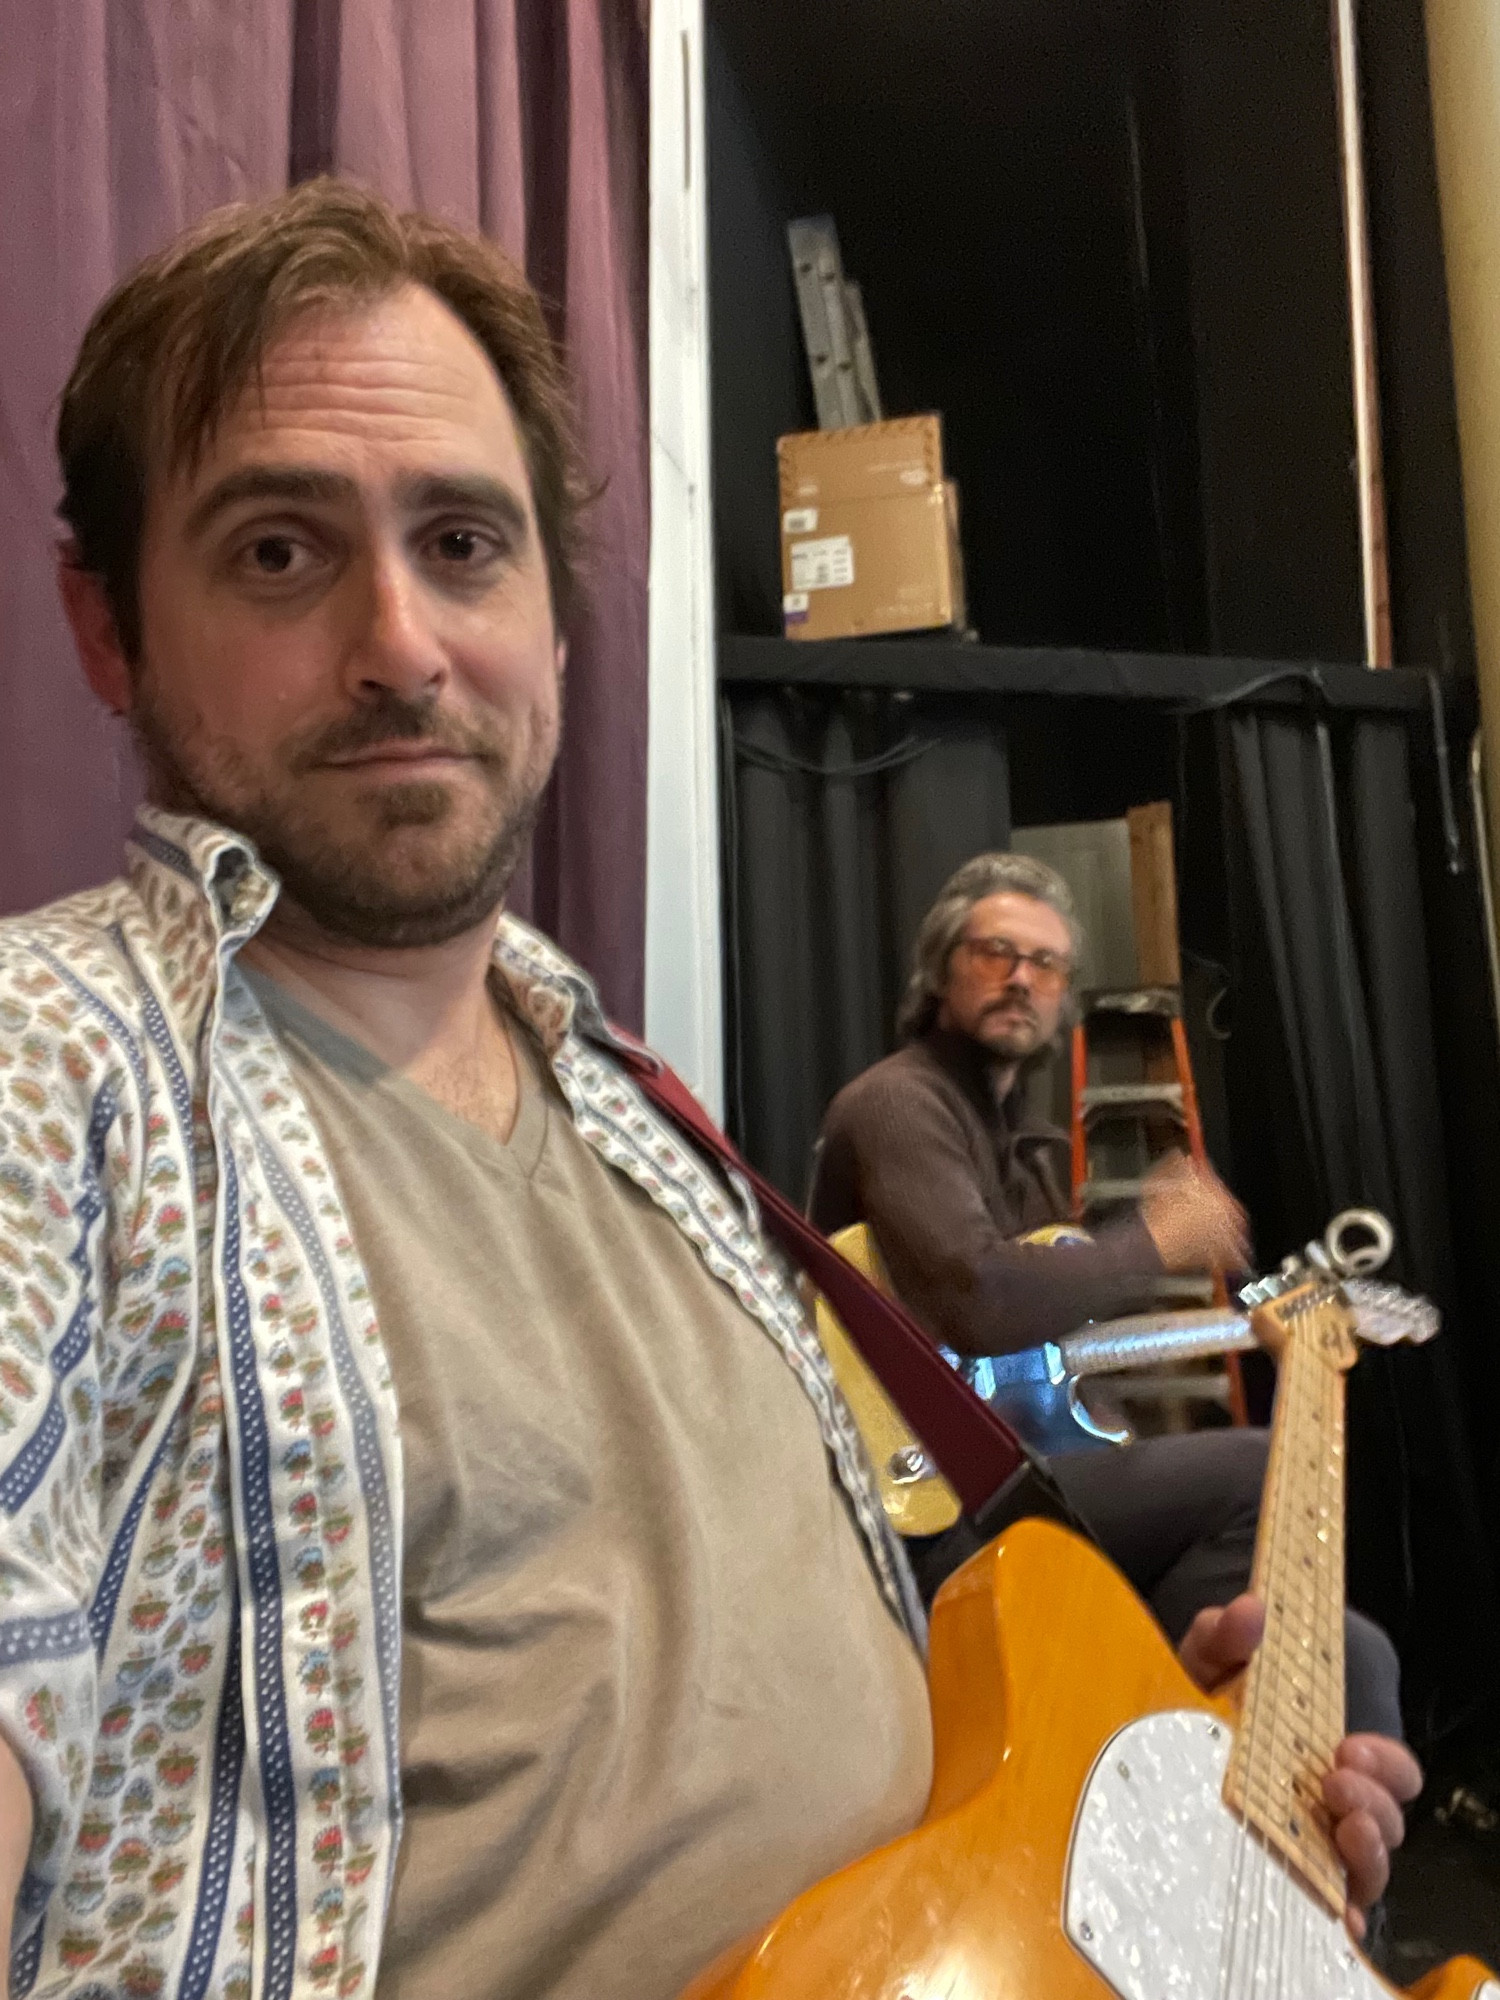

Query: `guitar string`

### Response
(1259, 1330, 1298, 2000)
(1249, 1310, 1306, 1999)
(1273, 1302, 1319, 2000)
(1280, 1296, 1328, 2000)
(1220, 1316, 1292, 2000)
(1313, 1295, 1361, 1991)
(1219, 1321, 1287, 2000)
(1282, 1296, 1348, 1999)
(1301, 1346, 1336, 1998)
(1272, 1296, 1336, 2000)
(1237, 1302, 1304, 2000)
(1318, 1332, 1351, 1994)
(1228, 1299, 1307, 2000)
(1288, 1319, 1329, 2000)
(1219, 1463, 1263, 2000)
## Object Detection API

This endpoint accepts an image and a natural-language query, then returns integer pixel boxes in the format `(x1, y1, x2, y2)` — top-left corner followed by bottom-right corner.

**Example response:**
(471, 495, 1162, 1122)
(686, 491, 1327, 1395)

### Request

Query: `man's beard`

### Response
(132, 684, 557, 948)
(975, 993, 1046, 1061)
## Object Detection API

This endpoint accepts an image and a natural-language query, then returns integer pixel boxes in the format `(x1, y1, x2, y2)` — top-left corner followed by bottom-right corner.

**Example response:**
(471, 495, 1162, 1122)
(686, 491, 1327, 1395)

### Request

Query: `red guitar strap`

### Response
(611, 1037, 1027, 1518)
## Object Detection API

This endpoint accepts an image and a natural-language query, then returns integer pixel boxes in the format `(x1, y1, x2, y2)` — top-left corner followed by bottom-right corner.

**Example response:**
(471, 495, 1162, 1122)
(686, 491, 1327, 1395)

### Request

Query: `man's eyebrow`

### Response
(393, 472, 531, 539)
(183, 465, 359, 540)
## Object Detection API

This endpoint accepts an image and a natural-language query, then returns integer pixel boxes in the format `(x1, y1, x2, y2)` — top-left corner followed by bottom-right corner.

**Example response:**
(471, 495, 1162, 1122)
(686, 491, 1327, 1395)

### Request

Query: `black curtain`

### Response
(723, 686, 1010, 1201)
(1221, 708, 1499, 1734)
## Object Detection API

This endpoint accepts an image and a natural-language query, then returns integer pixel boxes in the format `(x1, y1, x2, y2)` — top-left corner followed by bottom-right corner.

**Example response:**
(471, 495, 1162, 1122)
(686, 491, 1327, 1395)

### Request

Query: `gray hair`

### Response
(896, 851, 1085, 1041)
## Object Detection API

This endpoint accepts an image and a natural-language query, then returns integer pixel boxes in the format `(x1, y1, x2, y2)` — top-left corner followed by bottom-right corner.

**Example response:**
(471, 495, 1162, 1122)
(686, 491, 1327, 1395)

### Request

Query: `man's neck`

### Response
(988, 1059, 1021, 1106)
(927, 1024, 1020, 1112)
(238, 898, 521, 1143)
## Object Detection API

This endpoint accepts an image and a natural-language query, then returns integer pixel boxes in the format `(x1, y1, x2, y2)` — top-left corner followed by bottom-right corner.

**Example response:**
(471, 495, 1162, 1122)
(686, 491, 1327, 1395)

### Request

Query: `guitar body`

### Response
(812, 1223, 1102, 1538)
(682, 1521, 1494, 2000)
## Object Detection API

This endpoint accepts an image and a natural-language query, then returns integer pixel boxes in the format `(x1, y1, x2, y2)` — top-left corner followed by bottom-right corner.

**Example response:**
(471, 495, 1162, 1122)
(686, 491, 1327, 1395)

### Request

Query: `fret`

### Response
(1222, 1281, 1358, 1918)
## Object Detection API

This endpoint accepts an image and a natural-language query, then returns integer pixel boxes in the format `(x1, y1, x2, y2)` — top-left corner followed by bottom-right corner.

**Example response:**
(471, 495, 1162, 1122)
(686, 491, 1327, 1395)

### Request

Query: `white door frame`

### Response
(645, 0, 723, 1116)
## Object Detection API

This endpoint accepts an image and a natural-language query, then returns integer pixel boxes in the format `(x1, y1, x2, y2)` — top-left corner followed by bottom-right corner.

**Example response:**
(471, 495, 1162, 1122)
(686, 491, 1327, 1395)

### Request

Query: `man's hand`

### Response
(1139, 1153, 1251, 1274)
(1179, 1595, 1423, 1935)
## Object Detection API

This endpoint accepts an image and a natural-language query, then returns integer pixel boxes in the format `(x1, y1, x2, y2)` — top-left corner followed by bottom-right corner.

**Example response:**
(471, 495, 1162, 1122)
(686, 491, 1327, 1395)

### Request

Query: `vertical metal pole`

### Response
(1331, 0, 1394, 667)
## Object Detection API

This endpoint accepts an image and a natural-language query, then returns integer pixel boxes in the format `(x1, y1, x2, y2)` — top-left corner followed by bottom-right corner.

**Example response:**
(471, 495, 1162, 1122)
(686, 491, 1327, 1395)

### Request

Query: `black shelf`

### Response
(718, 634, 1456, 718)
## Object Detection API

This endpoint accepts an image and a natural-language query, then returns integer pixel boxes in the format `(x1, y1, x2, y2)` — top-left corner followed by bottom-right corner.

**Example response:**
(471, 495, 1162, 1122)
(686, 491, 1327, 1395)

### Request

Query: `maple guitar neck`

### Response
(1223, 1279, 1359, 1915)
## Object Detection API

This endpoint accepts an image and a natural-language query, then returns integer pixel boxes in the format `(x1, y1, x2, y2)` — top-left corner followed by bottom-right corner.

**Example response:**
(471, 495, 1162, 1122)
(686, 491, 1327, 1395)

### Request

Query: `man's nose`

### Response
(344, 550, 450, 701)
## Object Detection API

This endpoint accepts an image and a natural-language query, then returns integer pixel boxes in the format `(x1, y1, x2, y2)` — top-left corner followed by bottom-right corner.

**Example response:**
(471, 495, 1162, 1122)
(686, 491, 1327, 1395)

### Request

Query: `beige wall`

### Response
(1428, 0, 1500, 870)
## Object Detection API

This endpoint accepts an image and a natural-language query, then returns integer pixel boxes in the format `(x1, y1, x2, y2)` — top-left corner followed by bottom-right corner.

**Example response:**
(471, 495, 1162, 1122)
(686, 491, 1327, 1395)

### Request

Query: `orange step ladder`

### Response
(1069, 984, 1249, 1428)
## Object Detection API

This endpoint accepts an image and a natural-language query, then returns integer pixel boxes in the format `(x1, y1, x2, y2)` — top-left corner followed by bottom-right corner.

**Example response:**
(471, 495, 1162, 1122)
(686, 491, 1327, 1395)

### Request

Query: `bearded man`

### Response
(0, 183, 1416, 2000)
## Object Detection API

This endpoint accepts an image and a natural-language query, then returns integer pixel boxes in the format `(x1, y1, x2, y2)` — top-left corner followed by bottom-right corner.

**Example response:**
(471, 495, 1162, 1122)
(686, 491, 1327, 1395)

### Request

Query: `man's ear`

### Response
(57, 546, 133, 715)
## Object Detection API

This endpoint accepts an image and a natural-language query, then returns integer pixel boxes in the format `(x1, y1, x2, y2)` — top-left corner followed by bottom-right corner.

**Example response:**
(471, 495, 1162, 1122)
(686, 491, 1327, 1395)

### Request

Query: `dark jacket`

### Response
(809, 1030, 1164, 1356)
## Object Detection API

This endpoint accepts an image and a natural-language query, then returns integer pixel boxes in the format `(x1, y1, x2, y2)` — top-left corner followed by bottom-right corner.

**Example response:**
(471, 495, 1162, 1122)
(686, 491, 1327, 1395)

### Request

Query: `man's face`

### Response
(116, 283, 564, 947)
(936, 890, 1074, 1060)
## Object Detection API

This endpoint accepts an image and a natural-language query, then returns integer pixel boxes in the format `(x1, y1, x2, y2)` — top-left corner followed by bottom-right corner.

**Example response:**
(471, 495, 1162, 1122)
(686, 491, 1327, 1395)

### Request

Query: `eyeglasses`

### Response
(957, 934, 1073, 994)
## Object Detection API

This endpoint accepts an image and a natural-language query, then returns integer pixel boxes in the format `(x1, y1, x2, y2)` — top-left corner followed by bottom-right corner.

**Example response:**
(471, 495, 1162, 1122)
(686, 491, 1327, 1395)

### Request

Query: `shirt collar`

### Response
(917, 1026, 1068, 1148)
(125, 804, 627, 1062)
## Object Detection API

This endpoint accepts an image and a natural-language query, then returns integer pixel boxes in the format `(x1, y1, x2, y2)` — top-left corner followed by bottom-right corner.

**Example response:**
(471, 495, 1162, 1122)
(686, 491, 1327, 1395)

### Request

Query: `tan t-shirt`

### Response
(245, 973, 932, 2000)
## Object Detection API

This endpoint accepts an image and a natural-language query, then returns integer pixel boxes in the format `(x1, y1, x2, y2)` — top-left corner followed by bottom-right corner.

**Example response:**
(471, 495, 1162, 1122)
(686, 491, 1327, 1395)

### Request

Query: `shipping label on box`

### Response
(789, 535, 855, 591)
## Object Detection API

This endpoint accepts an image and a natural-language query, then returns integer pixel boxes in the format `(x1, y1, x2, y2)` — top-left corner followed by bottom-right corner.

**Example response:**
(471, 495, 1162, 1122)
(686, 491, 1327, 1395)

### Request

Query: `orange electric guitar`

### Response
(684, 1271, 1496, 2000)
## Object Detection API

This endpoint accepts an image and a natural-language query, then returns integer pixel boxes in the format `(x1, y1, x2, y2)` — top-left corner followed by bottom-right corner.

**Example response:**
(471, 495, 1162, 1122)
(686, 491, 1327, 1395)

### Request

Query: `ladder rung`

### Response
(1083, 985, 1181, 1019)
(1080, 1082, 1185, 1114)
(1077, 1178, 1146, 1206)
(1148, 1275, 1218, 1303)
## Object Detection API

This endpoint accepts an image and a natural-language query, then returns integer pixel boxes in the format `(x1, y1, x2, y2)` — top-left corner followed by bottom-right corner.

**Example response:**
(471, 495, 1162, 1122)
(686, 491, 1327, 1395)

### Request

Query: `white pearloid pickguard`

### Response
(1064, 1710, 1436, 2000)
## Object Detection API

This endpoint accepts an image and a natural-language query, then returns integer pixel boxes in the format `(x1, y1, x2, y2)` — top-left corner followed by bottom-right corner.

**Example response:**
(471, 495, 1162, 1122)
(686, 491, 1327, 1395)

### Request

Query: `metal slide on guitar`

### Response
(683, 1266, 1496, 2000)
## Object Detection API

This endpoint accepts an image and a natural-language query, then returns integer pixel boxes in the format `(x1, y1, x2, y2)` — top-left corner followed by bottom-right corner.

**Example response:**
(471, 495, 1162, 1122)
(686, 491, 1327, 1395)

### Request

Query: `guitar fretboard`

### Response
(1221, 1285, 1356, 1917)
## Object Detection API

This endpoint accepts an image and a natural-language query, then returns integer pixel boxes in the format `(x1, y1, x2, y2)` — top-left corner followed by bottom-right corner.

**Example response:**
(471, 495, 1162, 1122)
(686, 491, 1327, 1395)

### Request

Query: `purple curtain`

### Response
(0, 3, 293, 921)
(0, 1, 649, 1029)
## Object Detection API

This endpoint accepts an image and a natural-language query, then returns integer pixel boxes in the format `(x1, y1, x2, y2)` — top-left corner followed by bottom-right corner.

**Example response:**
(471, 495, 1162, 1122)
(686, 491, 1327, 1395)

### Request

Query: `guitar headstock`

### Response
(1238, 1205, 1441, 1361)
(1249, 1281, 1361, 1370)
(1342, 1276, 1441, 1348)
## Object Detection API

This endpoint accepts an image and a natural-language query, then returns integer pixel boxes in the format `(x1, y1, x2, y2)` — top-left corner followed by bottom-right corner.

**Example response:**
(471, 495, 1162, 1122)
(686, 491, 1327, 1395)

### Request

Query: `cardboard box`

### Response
(778, 415, 963, 641)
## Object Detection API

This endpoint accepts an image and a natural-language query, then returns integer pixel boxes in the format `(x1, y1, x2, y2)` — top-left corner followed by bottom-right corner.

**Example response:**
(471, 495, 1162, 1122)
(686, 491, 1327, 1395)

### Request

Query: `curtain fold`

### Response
(1224, 707, 1497, 1733)
(2, 0, 649, 1028)
(723, 685, 1012, 1199)
(0, 1, 293, 918)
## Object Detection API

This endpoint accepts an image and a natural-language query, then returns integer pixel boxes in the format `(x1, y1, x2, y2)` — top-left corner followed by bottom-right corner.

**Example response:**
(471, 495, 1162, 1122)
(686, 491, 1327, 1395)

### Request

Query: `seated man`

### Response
(0, 188, 1414, 2000)
(811, 851, 1403, 1734)
(811, 851, 1248, 1352)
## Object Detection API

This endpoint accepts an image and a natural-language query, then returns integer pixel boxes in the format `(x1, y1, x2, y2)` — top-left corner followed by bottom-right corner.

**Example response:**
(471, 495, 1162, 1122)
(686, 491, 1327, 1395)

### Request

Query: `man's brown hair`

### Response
(57, 176, 590, 659)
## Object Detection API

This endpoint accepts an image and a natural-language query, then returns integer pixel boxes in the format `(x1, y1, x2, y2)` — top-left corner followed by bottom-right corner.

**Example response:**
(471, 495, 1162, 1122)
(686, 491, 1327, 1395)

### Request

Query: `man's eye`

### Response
(431, 527, 497, 565)
(243, 535, 305, 577)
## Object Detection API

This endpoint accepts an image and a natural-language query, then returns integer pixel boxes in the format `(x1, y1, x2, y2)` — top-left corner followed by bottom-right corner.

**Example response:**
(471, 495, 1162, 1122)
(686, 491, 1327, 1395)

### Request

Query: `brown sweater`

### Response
(809, 1031, 1165, 1357)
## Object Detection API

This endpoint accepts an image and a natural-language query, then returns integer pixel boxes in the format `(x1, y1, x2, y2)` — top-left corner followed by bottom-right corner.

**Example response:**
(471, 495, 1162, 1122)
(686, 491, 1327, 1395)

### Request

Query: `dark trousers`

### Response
(909, 1428, 1403, 1739)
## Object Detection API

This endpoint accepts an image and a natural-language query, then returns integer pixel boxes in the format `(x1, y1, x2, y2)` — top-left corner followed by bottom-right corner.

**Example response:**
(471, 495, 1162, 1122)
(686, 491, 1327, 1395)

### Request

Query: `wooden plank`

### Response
(1127, 801, 1181, 987)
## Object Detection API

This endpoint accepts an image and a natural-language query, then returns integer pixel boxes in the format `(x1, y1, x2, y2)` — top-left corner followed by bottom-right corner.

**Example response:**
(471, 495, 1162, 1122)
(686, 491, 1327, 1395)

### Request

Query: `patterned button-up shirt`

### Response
(0, 808, 919, 2000)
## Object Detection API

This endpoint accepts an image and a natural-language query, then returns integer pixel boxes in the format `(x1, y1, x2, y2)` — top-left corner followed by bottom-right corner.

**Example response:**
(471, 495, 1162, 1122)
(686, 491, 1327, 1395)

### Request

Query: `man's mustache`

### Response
(292, 695, 501, 770)
(982, 993, 1038, 1025)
